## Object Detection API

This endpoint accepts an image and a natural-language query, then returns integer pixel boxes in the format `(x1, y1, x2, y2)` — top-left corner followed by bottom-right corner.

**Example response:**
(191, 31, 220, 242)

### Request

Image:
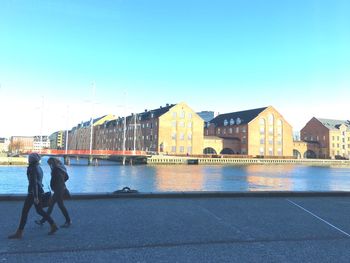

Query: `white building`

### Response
(0, 137, 9, 152)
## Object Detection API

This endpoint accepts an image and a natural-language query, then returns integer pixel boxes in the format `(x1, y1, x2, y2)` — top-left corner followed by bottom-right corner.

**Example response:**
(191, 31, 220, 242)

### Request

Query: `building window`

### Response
(269, 148, 273, 156)
(172, 121, 176, 127)
(172, 112, 177, 119)
(188, 113, 192, 119)
(229, 128, 232, 134)
(188, 122, 192, 128)
(230, 118, 235, 125)
(171, 146, 176, 152)
(180, 133, 184, 140)
(179, 121, 184, 127)
(187, 146, 192, 154)
(268, 114, 274, 125)
(260, 138, 265, 144)
(236, 127, 239, 133)
(223, 129, 226, 135)
(269, 127, 273, 135)
(172, 132, 176, 140)
(277, 148, 282, 156)
(259, 147, 264, 155)
(236, 118, 241, 125)
(224, 119, 228, 126)
(242, 127, 246, 133)
(188, 133, 192, 140)
(217, 128, 221, 135)
(180, 111, 185, 118)
(179, 146, 184, 153)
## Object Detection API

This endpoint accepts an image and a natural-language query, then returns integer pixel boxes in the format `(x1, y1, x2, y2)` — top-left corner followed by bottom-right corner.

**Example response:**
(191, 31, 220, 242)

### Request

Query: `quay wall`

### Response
(147, 156, 350, 166)
(0, 157, 28, 165)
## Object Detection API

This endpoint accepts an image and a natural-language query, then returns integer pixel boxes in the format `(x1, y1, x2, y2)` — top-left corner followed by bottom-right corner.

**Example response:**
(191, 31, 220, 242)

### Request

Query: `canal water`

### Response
(1, 156, 350, 194)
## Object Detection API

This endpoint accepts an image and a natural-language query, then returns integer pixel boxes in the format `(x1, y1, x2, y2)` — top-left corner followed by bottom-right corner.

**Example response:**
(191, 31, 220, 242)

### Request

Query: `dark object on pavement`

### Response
(113, 187, 138, 194)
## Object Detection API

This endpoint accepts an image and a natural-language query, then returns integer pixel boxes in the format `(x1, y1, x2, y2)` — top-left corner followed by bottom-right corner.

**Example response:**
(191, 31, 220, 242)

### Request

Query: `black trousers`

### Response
(19, 194, 55, 230)
(41, 191, 70, 223)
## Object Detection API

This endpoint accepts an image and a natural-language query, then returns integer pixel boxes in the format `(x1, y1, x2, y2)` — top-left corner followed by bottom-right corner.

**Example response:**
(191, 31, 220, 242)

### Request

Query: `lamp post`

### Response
(65, 105, 69, 155)
(89, 82, 96, 156)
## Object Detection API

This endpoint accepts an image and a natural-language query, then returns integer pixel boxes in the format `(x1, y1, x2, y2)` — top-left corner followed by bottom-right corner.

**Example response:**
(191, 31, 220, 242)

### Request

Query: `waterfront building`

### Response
(300, 118, 350, 159)
(9, 136, 34, 153)
(0, 137, 9, 153)
(33, 135, 50, 151)
(49, 131, 66, 149)
(68, 115, 115, 151)
(94, 102, 204, 155)
(204, 106, 293, 157)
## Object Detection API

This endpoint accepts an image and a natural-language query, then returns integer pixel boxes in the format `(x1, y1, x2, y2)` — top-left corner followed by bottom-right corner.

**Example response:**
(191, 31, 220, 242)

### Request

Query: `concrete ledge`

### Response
(2, 191, 350, 201)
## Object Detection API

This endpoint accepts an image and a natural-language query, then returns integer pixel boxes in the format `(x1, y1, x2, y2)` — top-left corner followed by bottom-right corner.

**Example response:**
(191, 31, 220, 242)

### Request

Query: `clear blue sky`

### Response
(0, 0, 349, 136)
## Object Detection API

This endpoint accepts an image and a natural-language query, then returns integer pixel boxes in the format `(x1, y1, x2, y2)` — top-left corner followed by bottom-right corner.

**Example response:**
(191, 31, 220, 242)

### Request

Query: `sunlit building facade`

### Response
(94, 102, 204, 155)
(204, 106, 293, 157)
(300, 117, 350, 159)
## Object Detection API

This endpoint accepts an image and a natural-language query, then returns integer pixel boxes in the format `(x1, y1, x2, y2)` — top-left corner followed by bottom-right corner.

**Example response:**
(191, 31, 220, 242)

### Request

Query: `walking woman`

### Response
(36, 157, 71, 227)
(8, 153, 58, 239)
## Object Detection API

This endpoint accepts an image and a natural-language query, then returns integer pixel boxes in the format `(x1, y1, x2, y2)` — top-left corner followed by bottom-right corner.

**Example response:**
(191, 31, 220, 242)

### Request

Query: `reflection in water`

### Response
(245, 165, 294, 191)
(155, 165, 206, 191)
(1, 158, 350, 193)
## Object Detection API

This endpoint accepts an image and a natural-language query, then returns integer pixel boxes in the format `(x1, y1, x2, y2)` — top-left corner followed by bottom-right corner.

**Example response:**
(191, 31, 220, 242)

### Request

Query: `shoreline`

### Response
(1, 190, 350, 201)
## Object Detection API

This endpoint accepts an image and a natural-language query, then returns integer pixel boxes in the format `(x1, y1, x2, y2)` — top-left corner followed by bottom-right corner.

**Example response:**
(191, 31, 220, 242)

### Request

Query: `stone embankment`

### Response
(147, 155, 350, 166)
(0, 157, 27, 165)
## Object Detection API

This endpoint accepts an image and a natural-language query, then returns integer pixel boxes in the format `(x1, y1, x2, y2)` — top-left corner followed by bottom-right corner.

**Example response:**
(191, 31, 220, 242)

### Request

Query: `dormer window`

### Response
(230, 118, 235, 125)
(224, 119, 228, 126)
(236, 118, 241, 125)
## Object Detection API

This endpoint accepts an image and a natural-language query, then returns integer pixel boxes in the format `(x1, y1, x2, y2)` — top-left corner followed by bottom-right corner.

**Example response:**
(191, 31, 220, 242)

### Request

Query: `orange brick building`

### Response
(204, 106, 293, 157)
(300, 118, 350, 159)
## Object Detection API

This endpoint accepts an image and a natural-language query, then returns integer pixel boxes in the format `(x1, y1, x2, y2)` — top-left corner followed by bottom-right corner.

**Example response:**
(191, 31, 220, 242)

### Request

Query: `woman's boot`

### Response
(8, 229, 23, 239)
(48, 223, 58, 235)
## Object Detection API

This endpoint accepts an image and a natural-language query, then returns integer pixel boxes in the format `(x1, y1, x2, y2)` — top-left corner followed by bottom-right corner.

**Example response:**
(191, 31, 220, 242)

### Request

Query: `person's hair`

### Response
(47, 157, 62, 167)
(28, 153, 41, 164)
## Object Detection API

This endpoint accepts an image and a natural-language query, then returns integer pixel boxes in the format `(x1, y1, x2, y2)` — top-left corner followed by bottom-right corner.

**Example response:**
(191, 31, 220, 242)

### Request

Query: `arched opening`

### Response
(304, 150, 316, 159)
(220, 148, 234, 154)
(203, 147, 217, 154)
(293, 149, 301, 159)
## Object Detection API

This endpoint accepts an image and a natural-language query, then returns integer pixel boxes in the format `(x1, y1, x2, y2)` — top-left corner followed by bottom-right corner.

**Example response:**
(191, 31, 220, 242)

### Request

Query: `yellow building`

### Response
(204, 106, 293, 157)
(94, 102, 204, 155)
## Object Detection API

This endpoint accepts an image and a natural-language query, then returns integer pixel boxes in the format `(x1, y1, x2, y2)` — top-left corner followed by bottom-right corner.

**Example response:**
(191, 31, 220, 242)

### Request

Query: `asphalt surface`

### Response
(2, 196, 350, 262)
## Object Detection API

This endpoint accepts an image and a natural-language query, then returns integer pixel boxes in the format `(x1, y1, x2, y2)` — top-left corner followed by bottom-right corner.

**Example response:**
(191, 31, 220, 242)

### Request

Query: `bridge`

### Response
(34, 149, 149, 165)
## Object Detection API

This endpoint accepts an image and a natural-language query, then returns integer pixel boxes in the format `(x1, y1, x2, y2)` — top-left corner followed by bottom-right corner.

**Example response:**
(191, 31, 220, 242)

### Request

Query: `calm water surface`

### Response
(1, 157, 350, 193)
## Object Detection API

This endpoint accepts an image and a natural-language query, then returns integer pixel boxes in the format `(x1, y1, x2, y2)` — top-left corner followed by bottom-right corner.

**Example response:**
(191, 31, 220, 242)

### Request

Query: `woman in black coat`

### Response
(8, 153, 58, 239)
(36, 157, 71, 227)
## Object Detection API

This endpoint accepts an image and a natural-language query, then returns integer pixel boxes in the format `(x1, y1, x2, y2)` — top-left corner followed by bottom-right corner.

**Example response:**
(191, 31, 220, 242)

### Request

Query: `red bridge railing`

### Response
(30, 149, 147, 156)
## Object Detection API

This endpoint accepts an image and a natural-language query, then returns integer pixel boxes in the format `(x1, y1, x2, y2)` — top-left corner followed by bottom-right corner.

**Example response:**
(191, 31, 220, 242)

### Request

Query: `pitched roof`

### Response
(137, 104, 176, 121)
(209, 107, 267, 126)
(316, 118, 350, 130)
(101, 104, 176, 128)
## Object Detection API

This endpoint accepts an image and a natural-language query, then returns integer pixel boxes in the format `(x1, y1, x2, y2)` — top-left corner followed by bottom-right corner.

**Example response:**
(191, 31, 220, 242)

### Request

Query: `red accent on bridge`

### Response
(30, 149, 148, 156)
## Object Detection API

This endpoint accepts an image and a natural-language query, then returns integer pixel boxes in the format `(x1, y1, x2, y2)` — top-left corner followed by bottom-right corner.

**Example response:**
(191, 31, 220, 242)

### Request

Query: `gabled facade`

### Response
(204, 106, 293, 157)
(300, 118, 350, 159)
(68, 114, 115, 150)
(94, 102, 204, 155)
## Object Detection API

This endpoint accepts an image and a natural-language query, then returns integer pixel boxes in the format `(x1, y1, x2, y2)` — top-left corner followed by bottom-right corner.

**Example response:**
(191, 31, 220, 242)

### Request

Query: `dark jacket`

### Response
(50, 167, 67, 193)
(27, 163, 44, 198)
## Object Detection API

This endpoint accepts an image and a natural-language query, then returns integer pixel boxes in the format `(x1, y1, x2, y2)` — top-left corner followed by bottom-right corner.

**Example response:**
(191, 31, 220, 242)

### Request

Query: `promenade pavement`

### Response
(2, 195, 350, 262)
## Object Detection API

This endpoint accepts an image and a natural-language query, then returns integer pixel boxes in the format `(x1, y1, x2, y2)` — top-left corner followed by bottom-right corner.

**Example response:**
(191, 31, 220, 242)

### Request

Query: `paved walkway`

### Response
(2, 196, 350, 262)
